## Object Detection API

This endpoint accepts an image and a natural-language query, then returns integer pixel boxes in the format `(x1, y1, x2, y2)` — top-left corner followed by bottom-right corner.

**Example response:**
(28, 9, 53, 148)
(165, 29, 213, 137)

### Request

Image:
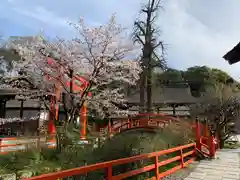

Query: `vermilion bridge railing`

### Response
(0, 114, 219, 179)
(106, 113, 180, 136)
(26, 143, 196, 180)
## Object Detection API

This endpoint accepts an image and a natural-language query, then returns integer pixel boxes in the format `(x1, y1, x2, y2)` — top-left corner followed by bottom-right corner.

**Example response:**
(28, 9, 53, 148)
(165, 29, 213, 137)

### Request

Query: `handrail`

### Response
(112, 122, 130, 132)
(0, 136, 53, 154)
(25, 143, 196, 180)
(111, 118, 179, 134)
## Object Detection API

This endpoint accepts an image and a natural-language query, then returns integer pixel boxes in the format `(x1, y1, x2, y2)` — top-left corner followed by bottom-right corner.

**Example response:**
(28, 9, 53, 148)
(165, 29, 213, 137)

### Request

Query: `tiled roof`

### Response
(6, 100, 41, 108)
(223, 42, 240, 64)
(127, 86, 201, 105)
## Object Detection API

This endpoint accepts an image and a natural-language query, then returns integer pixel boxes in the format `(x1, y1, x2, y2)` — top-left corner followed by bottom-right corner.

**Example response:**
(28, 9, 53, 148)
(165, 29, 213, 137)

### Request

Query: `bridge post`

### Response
(195, 117, 201, 150)
(48, 95, 56, 136)
(209, 133, 216, 158)
(127, 116, 130, 129)
(80, 102, 87, 140)
(104, 166, 112, 180)
(203, 119, 209, 138)
(47, 95, 56, 148)
(127, 116, 132, 129)
(154, 156, 160, 179)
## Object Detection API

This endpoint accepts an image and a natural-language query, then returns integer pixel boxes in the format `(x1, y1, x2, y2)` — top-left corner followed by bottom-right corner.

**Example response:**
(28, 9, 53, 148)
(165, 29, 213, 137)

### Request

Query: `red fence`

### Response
(26, 143, 196, 180)
(0, 115, 219, 179)
(195, 120, 219, 158)
(0, 136, 55, 154)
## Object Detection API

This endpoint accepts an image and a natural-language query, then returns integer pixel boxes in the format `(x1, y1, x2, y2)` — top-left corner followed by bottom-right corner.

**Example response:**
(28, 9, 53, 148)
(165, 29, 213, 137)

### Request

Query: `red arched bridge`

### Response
(101, 113, 193, 137)
(0, 113, 219, 179)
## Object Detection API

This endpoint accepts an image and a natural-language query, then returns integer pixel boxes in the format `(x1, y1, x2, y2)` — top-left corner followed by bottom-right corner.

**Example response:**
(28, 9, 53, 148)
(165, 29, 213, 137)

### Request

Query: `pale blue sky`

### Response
(1, 0, 240, 79)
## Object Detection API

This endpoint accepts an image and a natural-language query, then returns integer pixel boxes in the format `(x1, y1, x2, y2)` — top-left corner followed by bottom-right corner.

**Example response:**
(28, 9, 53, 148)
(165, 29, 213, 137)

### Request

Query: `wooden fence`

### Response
(25, 143, 196, 180)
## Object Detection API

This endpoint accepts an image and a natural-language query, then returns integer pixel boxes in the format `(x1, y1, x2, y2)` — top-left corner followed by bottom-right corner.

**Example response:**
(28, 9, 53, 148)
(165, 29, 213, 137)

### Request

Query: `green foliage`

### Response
(224, 141, 240, 149)
(83, 122, 193, 180)
(0, 146, 93, 179)
(154, 68, 183, 85)
(160, 68, 183, 82)
(0, 121, 193, 179)
(183, 66, 236, 96)
(153, 66, 240, 97)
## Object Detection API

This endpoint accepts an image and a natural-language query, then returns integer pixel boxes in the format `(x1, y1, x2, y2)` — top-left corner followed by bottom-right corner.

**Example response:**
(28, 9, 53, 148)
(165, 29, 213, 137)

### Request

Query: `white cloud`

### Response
(158, 0, 240, 79)
(1, 0, 240, 80)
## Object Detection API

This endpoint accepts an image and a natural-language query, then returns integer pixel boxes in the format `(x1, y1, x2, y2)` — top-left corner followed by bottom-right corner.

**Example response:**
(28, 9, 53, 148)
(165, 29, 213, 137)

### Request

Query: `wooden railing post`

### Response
(180, 149, 184, 168)
(127, 118, 130, 129)
(195, 117, 201, 150)
(209, 135, 216, 159)
(127, 115, 130, 129)
(193, 143, 197, 156)
(203, 119, 209, 138)
(104, 166, 112, 180)
(129, 119, 132, 129)
(154, 155, 159, 179)
(202, 119, 209, 145)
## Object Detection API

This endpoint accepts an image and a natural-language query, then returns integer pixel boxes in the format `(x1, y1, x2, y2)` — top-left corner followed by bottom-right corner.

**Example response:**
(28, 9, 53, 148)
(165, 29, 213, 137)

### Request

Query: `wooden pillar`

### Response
(203, 119, 209, 137)
(172, 104, 176, 116)
(209, 135, 216, 158)
(0, 100, 6, 118)
(47, 95, 56, 148)
(80, 102, 87, 139)
(55, 86, 61, 121)
(195, 117, 201, 150)
(48, 95, 56, 135)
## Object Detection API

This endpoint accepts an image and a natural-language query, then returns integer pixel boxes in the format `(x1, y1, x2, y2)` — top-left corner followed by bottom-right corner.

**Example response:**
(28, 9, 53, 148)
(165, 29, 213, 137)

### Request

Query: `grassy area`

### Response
(0, 121, 194, 179)
(224, 141, 240, 149)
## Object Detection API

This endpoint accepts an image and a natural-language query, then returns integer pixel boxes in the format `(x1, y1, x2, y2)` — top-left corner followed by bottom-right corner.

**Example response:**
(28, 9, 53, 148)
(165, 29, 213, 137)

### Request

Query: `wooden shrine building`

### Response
(0, 88, 45, 136)
(126, 83, 201, 117)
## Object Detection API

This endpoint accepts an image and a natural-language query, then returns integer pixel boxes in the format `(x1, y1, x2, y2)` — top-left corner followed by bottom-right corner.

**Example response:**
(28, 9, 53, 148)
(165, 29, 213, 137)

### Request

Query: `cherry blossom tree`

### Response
(5, 15, 141, 120)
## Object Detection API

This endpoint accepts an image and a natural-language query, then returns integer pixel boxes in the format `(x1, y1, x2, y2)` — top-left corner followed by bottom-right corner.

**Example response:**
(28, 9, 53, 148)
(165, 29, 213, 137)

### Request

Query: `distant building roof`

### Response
(6, 99, 41, 108)
(0, 88, 17, 100)
(0, 88, 17, 95)
(127, 86, 200, 105)
(223, 42, 240, 64)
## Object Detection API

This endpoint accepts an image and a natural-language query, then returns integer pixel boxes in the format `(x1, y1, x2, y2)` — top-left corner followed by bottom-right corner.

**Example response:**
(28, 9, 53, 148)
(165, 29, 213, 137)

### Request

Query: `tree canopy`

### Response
(0, 48, 21, 75)
(153, 66, 239, 96)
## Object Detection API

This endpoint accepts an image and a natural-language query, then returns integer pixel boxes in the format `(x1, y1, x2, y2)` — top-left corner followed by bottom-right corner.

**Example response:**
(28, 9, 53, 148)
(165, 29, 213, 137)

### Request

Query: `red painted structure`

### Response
(22, 114, 219, 180)
(107, 113, 179, 136)
(95, 113, 179, 134)
(26, 143, 196, 180)
(45, 57, 90, 140)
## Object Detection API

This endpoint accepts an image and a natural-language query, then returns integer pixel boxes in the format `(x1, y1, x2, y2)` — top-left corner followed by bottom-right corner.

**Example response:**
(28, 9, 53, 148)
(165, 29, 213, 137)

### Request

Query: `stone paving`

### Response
(184, 149, 240, 180)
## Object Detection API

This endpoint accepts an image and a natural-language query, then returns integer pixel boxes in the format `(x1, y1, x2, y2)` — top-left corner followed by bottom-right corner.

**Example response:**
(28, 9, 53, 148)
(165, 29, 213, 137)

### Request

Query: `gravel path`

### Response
(184, 149, 240, 180)
(162, 149, 240, 180)
(162, 161, 200, 180)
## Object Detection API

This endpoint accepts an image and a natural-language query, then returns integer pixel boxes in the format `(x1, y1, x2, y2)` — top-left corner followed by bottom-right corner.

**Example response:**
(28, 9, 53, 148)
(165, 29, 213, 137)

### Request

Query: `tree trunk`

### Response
(146, 63, 152, 113)
(139, 69, 146, 113)
(219, 138, 225, 149)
